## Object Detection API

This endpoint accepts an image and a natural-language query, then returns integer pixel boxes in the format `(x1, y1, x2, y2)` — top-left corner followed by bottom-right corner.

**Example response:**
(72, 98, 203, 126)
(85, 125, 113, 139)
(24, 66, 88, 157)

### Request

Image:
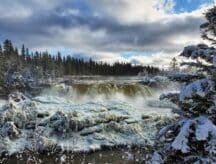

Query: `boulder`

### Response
(0, 122, 20, 139)
(49, 111, 69, 133)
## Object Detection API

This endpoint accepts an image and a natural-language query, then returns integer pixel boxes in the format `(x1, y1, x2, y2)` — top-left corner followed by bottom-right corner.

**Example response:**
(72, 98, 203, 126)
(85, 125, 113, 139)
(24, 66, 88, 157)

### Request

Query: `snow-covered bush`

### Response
(149, 7, 216, 163)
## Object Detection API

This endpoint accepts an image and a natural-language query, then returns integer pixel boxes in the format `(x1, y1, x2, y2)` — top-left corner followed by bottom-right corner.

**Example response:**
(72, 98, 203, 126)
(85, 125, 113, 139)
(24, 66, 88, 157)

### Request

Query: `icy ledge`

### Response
(0, 92, 174, 156)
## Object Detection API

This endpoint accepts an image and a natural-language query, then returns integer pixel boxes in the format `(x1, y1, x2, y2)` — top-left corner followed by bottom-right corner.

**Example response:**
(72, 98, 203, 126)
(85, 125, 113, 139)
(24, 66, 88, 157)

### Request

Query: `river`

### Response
(0, 76, 178, 163)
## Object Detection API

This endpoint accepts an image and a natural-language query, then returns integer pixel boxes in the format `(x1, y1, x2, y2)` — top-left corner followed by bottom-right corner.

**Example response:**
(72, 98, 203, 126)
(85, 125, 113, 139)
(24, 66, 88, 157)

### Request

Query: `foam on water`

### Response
(0, 100, 6, 109)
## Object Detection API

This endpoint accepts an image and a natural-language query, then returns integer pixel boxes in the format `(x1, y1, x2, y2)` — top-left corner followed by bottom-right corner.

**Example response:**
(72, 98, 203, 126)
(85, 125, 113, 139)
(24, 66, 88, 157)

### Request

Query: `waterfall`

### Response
(44, 83, 155, 98)
(0, 77, 177, 163)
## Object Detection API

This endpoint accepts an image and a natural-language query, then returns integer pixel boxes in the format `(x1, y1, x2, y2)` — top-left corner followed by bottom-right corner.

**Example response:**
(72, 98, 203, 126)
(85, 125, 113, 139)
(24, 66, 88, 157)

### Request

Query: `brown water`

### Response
(71, 83, 153, 97)
(2, 147, 149, 164)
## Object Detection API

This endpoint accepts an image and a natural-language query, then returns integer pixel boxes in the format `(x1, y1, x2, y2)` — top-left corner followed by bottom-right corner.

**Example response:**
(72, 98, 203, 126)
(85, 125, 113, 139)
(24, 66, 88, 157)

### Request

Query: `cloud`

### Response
(89, 0, 176, 24)
(0, 0, 213, 66)
(68, 50, 178, 68)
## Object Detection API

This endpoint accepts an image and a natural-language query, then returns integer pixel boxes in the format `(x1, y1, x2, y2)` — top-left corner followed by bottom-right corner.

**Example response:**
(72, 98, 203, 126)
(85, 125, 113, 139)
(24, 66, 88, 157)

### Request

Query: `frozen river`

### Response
(0, 76, 177, 163)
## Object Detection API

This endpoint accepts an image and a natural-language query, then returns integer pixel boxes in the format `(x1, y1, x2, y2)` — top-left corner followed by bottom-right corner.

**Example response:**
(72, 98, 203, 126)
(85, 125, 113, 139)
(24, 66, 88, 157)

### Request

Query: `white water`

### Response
(0, 77, 177, 157)
(0, 100, 6, 109)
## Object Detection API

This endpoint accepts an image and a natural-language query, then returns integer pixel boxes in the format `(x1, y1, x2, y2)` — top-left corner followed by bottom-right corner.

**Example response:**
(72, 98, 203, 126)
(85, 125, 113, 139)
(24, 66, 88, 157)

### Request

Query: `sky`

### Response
(0, 0, 215, 67)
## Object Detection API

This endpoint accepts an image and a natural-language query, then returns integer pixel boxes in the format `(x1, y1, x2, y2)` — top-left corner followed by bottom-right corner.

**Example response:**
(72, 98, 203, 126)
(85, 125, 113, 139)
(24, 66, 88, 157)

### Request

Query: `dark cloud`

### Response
(0, 0, 207, 65)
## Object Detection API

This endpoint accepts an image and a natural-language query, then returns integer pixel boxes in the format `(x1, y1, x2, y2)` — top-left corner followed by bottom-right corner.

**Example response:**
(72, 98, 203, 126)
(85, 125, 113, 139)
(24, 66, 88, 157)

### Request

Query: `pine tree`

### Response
(0, 44, 2, 56)
(0, 38, 161, 92)
(3, 39, 13, 56)
(0, 44, 4, 86)
(169, 57, 179, 72)
(26, 48, 29, 56)
(201, 7, 216, 44)
(21, 44, 26, 60)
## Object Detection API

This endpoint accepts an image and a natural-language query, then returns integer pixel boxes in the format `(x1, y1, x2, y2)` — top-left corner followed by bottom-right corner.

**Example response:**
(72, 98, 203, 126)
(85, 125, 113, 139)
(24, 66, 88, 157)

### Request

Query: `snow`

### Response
(33, 96, 74, 104)
(181, 44, 216, 64)
(195, 116, 216, 141)
(149, 29, 216, 162)
(0, 91, 174, 155)
(213, 55, 216, 66)
(171, 119, 192, 153)
(164, 116, 216, 154)
(180, 78, 214, 101)
(148, 152, 163, 164)
(0, 100, 6, 109)
(168, 72, 204, 83)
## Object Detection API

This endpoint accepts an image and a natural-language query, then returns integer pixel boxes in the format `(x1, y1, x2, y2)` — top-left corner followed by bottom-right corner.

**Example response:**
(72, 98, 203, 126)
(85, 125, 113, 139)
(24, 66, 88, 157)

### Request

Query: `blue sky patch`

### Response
(121, 52, 154, 58)
(173, 0, 213, 13)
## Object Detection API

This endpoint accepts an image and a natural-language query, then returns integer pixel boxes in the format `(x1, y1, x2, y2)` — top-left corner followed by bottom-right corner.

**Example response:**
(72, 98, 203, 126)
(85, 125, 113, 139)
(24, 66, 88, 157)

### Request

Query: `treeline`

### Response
(63, 58, 160, 76)
(0, 39, 160, 79)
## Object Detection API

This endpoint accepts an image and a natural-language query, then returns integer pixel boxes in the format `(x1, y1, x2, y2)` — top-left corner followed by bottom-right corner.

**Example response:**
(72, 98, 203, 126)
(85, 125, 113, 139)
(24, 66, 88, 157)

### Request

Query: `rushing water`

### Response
(0, 76, 177, 163)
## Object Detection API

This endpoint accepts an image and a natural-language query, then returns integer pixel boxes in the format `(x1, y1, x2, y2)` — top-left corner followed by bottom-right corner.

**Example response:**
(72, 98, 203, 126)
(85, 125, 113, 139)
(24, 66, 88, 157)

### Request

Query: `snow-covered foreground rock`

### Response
(0, 91, 175, 157)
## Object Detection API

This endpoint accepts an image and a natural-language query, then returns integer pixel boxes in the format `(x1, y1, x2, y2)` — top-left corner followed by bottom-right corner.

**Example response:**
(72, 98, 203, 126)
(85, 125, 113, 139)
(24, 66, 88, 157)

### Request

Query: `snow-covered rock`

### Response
(0, 122, 20, 139)
(31, 134, 57, 153)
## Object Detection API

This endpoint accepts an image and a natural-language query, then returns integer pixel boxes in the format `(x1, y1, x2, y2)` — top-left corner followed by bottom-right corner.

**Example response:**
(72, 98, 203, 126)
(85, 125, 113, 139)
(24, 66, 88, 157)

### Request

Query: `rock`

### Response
(49, 111, 69, 133)
(80, 126, 102, 136)
(142, 115, 151, 120)
(13, 112, 27, 128)
(0, 122, 20, 138)
(125, 119, 138, 124)
(0, 138, 7, 158)
(25, 121, 36, 129)
(96, 112, 128, 124)
(33, 134, 57, 153)
(37, 112, 49, 118)
(69, 118, 87, 131)
(8, 92, 27, 104)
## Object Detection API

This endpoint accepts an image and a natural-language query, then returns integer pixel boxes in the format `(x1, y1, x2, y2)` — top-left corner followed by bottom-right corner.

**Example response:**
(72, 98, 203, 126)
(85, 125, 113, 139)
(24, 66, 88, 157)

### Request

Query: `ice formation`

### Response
(0, 90, 174, 157)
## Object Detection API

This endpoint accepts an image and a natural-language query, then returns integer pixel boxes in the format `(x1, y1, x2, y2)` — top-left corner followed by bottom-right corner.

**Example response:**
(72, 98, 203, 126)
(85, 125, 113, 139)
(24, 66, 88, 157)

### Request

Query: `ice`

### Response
(0, 100, 6, 109)
(0, 90, 174, 155)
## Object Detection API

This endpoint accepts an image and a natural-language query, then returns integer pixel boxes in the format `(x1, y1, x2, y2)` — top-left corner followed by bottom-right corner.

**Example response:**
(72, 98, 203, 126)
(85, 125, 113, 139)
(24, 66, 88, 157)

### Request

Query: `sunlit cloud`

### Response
(0, 0, 214, 66)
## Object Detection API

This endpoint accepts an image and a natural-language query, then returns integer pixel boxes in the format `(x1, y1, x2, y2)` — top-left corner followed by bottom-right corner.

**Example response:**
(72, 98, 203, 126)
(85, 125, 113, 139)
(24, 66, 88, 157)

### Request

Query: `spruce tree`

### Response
(3, 39, 13, 56)
(169, 57, 178, 72)
(21, 44, 26, 60)
(0, 44, 4, 86)
(0, 44, 2, 55)
(149, 7, 216, 163)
